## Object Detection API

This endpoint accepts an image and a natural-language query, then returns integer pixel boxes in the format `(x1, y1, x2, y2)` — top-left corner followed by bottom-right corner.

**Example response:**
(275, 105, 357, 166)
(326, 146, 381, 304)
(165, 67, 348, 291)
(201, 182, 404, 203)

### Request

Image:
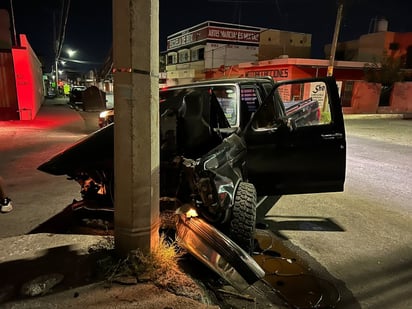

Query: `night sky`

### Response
(2, 0, 412, 73)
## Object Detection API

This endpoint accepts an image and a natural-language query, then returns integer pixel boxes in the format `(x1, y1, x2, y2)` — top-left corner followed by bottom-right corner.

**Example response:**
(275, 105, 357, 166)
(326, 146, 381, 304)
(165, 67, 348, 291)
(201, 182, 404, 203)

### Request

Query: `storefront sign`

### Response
(246, 69, 289, 79)
(167, 29, 206, 49)
(207, 27, 259, 44)
(168, 33, 194, 49)
(310, 82, 327, 108)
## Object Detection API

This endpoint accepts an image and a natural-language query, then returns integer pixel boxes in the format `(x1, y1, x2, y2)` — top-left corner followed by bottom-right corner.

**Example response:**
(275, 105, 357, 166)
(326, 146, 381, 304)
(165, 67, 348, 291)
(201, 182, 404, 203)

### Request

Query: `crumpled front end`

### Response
(38, 124, 115, 207)
(37, 123, 114, 177)
(193, 133, 247, 224)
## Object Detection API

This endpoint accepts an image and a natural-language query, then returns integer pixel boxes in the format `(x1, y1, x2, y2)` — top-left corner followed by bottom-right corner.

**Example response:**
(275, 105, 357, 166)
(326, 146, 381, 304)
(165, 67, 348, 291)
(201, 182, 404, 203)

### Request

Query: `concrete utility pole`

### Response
(327, 1, 344, 77)
(112, 0, 160, 256)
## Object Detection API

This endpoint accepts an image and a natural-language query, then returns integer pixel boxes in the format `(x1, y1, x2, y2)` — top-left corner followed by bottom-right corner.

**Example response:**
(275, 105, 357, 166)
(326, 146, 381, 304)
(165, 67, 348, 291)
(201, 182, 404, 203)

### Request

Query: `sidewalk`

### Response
(343, 112, 407, 119)
(0, 234, 218, 309)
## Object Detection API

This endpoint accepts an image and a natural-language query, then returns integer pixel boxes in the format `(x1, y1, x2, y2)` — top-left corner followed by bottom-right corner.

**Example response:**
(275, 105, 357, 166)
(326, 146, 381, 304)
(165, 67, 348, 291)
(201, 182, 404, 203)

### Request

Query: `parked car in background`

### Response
(45, 87, 57, 99)
(68, 85, 87, 108)
(38, 76, 345, 254)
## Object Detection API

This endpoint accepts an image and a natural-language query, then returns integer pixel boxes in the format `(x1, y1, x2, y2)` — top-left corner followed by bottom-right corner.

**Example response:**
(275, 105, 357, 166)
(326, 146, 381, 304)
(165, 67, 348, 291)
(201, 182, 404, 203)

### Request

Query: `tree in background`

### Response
(363, 52, 405, 106)
(363, 52, 405, 86)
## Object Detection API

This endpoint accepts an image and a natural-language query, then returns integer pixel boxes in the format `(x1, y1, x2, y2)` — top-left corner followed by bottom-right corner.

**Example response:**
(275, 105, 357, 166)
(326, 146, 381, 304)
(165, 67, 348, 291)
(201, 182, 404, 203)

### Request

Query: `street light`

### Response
(67, 49, 77, 58)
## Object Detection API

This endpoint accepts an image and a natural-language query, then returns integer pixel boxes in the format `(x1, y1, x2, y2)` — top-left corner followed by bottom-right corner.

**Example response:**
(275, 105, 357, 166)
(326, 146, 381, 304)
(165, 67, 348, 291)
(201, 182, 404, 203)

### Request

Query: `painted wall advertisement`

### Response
(309, 81, 343, 109)
(309, 82, 327, 109)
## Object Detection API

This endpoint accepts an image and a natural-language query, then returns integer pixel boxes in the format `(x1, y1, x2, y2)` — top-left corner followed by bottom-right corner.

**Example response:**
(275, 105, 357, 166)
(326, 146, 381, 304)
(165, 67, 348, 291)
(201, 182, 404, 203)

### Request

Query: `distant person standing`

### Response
(0, 176, 13, 213)
(63, 84, 70, 97)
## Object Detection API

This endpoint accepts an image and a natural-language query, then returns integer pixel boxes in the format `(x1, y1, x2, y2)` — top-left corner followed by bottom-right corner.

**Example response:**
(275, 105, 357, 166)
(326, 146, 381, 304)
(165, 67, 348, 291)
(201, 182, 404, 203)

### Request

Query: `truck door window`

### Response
(277, 81, 331, 128)
(240, 87, 260, 127)
(240, 87, 259, 113)
(211, 86, 238, 126)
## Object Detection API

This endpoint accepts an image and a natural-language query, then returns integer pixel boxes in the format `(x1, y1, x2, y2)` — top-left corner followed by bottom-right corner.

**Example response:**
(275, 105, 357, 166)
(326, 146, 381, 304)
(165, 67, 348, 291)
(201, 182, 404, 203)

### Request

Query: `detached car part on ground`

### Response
(38, 76, 346, 289)
(176, 214, 265, 292)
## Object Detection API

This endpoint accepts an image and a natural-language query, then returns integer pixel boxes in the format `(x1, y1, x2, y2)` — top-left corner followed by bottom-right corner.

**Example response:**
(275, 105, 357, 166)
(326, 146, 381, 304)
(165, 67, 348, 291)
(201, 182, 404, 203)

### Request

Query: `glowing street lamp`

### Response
(67, 49, 77, 58)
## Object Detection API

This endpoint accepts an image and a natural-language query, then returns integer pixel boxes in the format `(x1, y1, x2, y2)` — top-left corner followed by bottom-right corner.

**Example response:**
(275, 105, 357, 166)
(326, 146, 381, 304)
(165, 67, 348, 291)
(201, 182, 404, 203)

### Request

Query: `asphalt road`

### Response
(1, 100, 411, 308)
(0, 98, 100, 237)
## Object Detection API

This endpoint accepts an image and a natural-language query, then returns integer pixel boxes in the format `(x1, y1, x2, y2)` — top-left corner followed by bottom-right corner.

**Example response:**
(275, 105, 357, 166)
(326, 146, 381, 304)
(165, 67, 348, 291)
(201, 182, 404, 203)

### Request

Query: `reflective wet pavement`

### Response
(253, 229, 340, 308)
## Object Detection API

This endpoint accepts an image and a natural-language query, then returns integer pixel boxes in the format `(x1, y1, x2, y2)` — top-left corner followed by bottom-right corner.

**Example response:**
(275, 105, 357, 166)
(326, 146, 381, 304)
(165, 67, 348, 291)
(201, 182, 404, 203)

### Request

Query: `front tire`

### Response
(229, 182, 257, 254)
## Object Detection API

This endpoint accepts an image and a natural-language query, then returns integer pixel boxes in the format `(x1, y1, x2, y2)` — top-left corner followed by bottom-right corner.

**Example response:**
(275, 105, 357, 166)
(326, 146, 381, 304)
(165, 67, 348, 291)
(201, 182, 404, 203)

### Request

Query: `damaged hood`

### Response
(38, 124, 114, 176)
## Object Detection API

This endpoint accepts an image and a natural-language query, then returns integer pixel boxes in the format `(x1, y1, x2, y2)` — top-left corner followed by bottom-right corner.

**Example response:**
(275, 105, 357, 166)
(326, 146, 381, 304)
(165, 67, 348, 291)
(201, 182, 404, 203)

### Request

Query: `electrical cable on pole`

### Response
(55, 0, 71, 90)
(56, 0, 71, 60)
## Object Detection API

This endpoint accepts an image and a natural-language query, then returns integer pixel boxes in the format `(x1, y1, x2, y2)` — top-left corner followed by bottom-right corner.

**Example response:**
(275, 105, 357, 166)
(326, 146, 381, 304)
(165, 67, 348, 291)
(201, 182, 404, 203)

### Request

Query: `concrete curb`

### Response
(343, 113, 406, 120)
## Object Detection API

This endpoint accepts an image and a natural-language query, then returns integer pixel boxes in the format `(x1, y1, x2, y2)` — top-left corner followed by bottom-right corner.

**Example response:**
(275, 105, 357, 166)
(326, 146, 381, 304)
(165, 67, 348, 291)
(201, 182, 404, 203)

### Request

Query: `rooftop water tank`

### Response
(375, 18, 388, 32)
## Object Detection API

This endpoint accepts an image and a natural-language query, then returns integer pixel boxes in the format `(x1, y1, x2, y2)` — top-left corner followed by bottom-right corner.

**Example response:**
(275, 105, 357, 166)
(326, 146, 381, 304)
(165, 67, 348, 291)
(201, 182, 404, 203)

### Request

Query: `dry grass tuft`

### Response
(102, 234, 205, 301)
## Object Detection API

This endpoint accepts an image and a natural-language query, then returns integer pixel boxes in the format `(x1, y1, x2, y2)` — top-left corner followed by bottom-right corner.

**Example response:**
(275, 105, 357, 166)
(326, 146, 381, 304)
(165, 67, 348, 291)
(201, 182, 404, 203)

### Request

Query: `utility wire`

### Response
(55, 0, 71, 61)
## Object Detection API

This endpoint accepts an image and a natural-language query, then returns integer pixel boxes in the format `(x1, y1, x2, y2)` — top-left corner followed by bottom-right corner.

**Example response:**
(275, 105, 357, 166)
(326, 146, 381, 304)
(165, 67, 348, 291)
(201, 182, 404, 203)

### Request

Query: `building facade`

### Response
(165, 21, 312, 85)
(0, 10, 44, 121)
(163, 19, 412, 115)
(325, 18, 412, 67)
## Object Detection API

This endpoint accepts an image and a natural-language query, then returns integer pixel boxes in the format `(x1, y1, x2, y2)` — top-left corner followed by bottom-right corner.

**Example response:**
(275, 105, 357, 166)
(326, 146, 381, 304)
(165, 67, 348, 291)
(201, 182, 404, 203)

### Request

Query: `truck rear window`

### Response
(160, 85, 239, 126)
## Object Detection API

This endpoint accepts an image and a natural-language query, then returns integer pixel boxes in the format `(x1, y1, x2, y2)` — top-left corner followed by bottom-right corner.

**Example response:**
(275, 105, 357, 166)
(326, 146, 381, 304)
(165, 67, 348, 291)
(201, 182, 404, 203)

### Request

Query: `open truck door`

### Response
(243, 76, 346, 196)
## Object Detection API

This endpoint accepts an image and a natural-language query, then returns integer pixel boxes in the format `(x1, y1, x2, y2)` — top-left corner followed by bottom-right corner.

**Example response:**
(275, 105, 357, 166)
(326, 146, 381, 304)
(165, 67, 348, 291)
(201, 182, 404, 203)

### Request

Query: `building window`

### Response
(178, 50, 190, 63)
(389, 42, 400, 51)
(341, 80, 354, 107)
(291, 83, 303, 101)
(406, 46, 412, 69)
(191, 48, 205, 61)
(167, 53, 177, 65)
(198, 48, 205, 60)
(191, 50, 198, 61)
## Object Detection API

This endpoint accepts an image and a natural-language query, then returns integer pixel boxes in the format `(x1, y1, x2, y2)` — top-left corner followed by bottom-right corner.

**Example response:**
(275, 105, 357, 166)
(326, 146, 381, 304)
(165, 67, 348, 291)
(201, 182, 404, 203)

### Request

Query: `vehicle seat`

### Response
(177, 91, 220, 158)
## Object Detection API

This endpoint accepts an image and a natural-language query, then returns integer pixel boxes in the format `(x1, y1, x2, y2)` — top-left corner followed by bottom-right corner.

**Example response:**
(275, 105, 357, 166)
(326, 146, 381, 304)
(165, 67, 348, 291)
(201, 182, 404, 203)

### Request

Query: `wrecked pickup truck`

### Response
(38, 77, 346, 256)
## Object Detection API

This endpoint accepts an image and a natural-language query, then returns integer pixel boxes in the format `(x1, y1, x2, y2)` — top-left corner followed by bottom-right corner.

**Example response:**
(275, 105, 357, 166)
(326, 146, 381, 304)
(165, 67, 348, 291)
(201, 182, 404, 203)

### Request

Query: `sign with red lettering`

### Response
(166, 25, 260, 50)
(207, 27, 259, 43)
(246, 69, 289, 79)
(167, 29, 206, 50)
